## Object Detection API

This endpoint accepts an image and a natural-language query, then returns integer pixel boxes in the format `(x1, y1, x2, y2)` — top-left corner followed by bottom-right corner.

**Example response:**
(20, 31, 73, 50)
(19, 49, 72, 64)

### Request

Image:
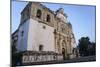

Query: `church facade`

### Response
(12, 2, 79, 64)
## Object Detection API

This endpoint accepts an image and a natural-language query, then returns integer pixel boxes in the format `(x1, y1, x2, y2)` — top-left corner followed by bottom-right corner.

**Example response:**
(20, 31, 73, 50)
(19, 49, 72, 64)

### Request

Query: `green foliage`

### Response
(78, 37, 96, 56)
(12, 44, 17, 54)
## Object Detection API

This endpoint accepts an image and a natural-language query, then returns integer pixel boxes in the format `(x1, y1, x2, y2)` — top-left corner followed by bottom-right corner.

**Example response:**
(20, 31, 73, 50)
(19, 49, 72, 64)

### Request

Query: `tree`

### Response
(92, 42, 96, 55)
(78, 37, 90, 56)
(12, 44, 17, 66)
(78, 37, 96, 56)
(12, 44, 17, 54)
(88, 42, 96, 55)
(12, 44, 22, 66)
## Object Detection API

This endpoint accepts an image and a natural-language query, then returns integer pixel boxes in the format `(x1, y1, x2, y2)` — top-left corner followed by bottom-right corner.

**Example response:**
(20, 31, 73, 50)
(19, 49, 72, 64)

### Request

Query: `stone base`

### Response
(14, 51, 63, 65)
(22, 51, 63, 63)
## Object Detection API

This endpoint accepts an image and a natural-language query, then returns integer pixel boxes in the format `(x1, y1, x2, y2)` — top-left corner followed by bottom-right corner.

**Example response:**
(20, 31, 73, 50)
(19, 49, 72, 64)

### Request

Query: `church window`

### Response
(43, 25, 46, 29)
(36, 9, 42, 19)
(21, 13, 24, 19)
(21, 31, 24, 37)
(62, 27, 65, 32)
(39, 45, 43, 51)
(46, 14, 50, 22)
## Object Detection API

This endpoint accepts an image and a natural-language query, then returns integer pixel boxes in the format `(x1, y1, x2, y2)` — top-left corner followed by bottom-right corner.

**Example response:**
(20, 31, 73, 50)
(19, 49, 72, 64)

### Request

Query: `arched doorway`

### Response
(62, 48, 65, 60)
(61, 40, 66, 60)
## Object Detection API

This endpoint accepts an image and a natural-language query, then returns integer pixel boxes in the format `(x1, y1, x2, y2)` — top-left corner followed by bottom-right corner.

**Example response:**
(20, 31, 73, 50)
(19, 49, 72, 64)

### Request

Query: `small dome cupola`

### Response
(56, 8, 68, 23)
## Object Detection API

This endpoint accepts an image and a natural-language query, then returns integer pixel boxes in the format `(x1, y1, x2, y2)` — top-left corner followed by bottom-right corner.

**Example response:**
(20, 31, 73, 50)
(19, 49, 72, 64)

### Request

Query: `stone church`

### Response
(12, 2, 79, 64)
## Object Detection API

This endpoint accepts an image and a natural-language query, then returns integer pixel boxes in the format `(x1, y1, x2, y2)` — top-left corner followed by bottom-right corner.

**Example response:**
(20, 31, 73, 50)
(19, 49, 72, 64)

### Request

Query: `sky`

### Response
(12, 1, 96, 44)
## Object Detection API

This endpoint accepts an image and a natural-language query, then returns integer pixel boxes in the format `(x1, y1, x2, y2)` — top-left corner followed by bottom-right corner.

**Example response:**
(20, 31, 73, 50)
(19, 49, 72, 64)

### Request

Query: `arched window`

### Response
(36, 9, 42, 19)
(39, 45, 43, 51)
(46, 14, 50, 22)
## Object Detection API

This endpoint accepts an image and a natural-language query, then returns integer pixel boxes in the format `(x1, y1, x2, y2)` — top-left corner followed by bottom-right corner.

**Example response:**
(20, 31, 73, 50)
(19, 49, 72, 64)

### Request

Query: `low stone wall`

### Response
(21, 51, 63, 63)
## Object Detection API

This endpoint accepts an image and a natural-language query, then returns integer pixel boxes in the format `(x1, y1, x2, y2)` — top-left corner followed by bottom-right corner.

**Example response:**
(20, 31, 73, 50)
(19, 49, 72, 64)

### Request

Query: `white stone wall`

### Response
(27, 19, 55, 51)
(17, 20, 29, 51)
(17, 18, 55, 52)
(71, 36, 77, 48)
